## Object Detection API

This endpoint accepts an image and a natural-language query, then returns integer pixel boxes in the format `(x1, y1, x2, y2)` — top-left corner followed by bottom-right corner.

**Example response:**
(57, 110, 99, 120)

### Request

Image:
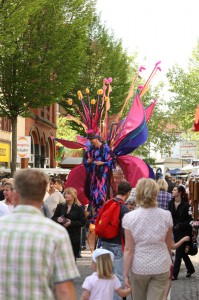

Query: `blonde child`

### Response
(81, 249, 131, 300)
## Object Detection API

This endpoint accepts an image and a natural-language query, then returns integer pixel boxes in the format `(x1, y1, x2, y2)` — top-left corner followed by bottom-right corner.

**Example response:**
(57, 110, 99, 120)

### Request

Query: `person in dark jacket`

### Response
(52, 187, 86, 259)
(165, 173, 175, 194)
(168, 185, 195, 280)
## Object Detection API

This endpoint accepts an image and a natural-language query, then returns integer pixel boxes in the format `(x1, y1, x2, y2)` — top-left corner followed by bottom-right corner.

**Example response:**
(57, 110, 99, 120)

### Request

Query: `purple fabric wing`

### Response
(113, 120, 148, 156)
(112, 92, 145, 149)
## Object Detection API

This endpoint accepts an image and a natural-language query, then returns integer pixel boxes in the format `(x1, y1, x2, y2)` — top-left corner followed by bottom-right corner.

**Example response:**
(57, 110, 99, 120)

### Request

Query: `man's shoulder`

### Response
(121, 202, 129, 210)
(54, 190, 65, 198)
(0, 212, 66, 235)
(168, 180, 175, 186)
(35, 215, 66, 231)
(159, 190, 172, 198)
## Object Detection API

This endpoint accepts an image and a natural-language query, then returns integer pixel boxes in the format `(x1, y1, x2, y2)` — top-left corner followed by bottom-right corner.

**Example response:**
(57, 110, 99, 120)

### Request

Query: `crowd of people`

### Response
(0, 169, 197, 300)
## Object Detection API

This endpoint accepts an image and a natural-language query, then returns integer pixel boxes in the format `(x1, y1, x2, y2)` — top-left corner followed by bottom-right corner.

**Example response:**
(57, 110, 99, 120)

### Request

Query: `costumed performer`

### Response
(83, 131, 114, 218)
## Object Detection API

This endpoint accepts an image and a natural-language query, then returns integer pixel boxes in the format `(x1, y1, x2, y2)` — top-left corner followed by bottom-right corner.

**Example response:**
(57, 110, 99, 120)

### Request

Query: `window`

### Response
(0, 118, 12, 132)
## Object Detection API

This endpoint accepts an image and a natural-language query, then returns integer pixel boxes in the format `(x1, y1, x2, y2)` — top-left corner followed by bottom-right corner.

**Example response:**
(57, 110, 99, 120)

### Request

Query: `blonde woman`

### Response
(52, 187, 86, 259)
(123, 178, 173, 300)
(81, 249, 131, 300)
(157, 178, 172, 210)
(2, 182, 14, 213)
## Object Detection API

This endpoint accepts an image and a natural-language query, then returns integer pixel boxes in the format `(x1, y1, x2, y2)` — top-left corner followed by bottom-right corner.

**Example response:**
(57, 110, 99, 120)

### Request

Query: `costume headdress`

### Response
(62, 61, 161, 150)
(65, 77, 113, 139)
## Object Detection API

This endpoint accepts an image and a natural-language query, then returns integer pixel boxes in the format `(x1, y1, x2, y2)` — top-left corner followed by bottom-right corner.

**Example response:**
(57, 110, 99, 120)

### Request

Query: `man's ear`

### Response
(125, 190, 131, 200)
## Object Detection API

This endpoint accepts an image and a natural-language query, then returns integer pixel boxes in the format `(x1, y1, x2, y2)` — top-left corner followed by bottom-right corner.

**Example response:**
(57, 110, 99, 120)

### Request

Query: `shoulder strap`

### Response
(114, 197, 124, 203)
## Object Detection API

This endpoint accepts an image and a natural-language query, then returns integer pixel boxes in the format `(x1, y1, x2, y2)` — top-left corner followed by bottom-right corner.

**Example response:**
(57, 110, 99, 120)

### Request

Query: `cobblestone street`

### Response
(75, 249, 199, 300)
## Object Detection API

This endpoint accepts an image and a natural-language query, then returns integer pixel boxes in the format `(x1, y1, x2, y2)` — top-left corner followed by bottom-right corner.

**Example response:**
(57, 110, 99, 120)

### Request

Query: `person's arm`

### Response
(183, 204, 193, 229)
(55, 281, 77, 300)
(81, 289, 90, 300)
(59, 193, 65, 204)
(123, 229, 134, 289)
(51, 204, 62, 222)
(172, 235, 190, 250)
(116, 287, 131, 298)
(165, 227, 173, 252)
(43, 202, 51, 218)
(83, 148, 93, 170)
(99, 144, 113, 168)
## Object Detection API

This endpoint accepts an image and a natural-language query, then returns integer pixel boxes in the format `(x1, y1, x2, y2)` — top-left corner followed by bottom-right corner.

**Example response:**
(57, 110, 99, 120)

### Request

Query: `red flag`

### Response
(194, 105, 199, 132)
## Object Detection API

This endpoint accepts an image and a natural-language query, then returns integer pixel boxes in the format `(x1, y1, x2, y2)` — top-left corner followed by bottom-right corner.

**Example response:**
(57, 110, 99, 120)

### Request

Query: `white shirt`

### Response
(123, 207, 173, 275)
(82, 272, 121, 300)
(2, 200, 14, 214)
(0, 202, 9, 217)
(44, 190, 65, 218)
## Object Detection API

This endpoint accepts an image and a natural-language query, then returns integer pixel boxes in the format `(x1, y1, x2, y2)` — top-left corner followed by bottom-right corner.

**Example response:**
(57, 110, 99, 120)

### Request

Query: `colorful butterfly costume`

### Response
(53, 62, 161, 213)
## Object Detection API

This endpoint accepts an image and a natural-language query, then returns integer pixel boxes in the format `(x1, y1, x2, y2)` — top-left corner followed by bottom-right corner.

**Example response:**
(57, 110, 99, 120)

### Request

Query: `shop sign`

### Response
(0, 142, 10, 162)
(17, 136, 31, 158)
(179, 141, 198, 159)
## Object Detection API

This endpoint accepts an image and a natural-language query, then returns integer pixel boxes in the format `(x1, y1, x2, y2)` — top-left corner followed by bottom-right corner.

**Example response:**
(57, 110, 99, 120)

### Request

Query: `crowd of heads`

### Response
(0, 166, 192, 212)
(0, 170, 69, 207)
(123, 169, 191, 211)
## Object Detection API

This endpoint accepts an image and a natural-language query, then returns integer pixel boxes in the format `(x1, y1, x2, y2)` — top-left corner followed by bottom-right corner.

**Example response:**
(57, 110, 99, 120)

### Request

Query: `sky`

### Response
(96, 0, 199, 80)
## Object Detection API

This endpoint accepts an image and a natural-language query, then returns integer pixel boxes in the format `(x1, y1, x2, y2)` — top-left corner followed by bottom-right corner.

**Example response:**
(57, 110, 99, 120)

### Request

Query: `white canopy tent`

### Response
(181, 164, 194, 171)
(0, 168, 70, 176)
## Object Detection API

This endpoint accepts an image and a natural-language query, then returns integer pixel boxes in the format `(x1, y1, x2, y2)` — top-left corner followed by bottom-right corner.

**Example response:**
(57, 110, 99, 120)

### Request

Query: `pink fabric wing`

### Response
(76, 136, 88, 145)
(145, 99, 157, 123)
(65, 164, 89, 205)
(117, 155, 150, 187)
(53, 138, 85, 149)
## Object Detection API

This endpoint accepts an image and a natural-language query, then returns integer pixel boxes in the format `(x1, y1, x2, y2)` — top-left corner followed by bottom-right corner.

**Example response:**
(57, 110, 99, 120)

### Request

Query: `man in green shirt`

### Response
(0, 169, 79, 300)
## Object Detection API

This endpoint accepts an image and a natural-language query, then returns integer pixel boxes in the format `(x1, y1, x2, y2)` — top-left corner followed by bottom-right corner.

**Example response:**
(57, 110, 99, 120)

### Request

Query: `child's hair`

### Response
(95, 254, 114, 279)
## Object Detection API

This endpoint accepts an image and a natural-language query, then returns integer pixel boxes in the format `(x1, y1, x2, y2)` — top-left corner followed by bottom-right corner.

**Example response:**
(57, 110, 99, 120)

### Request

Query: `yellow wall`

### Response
(0, 142, 10, 162)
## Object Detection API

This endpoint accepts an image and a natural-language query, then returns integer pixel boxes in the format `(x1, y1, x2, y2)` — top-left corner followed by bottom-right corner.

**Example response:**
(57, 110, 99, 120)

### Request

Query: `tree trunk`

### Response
(10, 116, 18, 177)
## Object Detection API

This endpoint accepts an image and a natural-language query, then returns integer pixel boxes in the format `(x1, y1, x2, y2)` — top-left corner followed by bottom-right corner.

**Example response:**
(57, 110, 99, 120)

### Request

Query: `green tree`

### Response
(134, 84, 178, 160)
(78, 16, 136, 115)
(0, 0, 95, 174)
(167, 41, 199, 132)
(59, 16, 137, 135)
(57, 117, 78, 141)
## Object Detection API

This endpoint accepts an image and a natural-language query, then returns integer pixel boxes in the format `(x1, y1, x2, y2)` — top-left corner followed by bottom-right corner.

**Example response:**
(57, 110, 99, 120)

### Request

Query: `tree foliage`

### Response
(0, 0, 95, 118)
(133, 84, 178, 159)
(59, 15, 137, 135)
(167, 41, 199, 132)
(0, 0, 95, 173)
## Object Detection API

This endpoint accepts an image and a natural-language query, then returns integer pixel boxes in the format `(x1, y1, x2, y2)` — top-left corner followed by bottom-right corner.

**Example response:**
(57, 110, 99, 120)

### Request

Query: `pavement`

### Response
(170, 253, 199, 300)
(75, 249, 92, 300)
(75, 248, 199, 300)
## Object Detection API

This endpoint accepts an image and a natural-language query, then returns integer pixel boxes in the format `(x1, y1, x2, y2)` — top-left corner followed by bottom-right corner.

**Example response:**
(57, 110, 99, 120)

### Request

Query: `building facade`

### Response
(0, 104, 57, 171)
(24, 104, 57, 168)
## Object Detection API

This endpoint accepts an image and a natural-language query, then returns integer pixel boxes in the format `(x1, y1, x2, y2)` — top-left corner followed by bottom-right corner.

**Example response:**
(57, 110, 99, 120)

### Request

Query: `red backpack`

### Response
(95, 198, 123, 239)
